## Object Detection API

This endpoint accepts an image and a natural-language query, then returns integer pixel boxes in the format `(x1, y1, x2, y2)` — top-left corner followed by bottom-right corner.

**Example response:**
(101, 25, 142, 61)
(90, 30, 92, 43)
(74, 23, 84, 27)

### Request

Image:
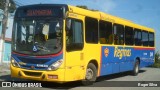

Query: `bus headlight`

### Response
(11, 57, 20, 68)
(47, 60, 63, 70)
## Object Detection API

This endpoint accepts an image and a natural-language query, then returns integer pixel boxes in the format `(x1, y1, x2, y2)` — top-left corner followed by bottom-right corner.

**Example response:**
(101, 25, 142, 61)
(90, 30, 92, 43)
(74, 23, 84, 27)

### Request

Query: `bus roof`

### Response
(68, 5, 154, 32)
(16, 4, 68, 10)
(15, 4, 154, 32)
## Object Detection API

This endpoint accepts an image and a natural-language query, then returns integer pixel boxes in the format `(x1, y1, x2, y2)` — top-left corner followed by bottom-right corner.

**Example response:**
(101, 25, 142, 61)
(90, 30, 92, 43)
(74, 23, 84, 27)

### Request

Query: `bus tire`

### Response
(82, 63, 97, 85)
(132, 60, 139, 76)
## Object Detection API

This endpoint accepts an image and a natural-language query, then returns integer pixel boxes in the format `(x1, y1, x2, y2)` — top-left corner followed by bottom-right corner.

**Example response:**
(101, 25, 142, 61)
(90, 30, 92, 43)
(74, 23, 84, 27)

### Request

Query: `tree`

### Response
(155, 51, 160, 63)
(76, 5, 98, 11)
(0, 0, 16, 13)
(76, 5, 88, 9)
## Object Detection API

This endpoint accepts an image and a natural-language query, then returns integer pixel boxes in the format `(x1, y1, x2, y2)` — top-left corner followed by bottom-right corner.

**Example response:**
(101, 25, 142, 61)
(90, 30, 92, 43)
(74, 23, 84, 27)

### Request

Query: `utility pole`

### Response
(0, 0, 10, 63)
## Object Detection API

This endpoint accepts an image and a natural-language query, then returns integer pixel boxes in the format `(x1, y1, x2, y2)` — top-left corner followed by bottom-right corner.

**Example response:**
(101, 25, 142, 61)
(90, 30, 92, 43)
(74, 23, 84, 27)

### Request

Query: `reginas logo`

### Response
(104, 48, 109, 57)
(114, 47, 131, 59)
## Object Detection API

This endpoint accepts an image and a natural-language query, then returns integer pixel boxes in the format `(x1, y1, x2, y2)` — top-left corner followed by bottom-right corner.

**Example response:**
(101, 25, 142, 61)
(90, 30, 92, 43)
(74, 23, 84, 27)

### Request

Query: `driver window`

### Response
(66, 18, 84, 51)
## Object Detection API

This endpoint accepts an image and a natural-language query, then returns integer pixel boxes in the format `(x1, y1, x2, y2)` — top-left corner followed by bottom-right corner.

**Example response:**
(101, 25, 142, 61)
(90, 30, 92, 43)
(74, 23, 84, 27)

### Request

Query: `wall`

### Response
(0, 9, 3, 36)
(0, 9, 12, 63)
(0, 10, 2, 63)
(0, 21, 2, 35)
(3, 42, 11, 63)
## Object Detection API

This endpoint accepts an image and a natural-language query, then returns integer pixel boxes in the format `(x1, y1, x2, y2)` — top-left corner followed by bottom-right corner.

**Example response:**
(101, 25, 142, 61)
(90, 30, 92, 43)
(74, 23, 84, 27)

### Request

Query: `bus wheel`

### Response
(132, 60, 139, 76)
(82, 63, 97, 85)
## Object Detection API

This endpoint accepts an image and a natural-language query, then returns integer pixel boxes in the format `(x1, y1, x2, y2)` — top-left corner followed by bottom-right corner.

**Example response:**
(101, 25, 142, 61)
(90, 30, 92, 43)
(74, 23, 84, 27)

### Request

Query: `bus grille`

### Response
(18, 57, 49, 64)
(23, 71, 42, 77)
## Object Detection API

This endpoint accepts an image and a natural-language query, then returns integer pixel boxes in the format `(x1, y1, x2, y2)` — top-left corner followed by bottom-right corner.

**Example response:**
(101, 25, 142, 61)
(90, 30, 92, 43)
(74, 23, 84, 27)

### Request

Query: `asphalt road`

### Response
(0, 67, 160, 90)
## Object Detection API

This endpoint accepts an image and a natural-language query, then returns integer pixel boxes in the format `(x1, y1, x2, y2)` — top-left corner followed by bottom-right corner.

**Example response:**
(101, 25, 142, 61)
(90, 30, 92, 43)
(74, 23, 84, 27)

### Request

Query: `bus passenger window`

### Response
(85, 17, 98, 44)
(99, 20, 112, 44)
(134, 28, 142, 46)
(113, 24, 124, 45)
(149, 32, 154, 47)
(125, 26, 134, 45)
(142, 31, 148, 46)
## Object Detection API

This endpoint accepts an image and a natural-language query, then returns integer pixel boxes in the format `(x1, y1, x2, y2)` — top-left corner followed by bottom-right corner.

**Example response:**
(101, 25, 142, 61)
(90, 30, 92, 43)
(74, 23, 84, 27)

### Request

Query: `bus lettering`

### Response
(37, 64, 48, 68)
(114, 47, 131, 59)
(27, 9, 52, 16)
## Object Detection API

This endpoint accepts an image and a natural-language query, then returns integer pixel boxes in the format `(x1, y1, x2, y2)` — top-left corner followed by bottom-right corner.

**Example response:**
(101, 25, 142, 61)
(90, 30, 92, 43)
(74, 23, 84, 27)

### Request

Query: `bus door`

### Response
(64, 13, 85, 81)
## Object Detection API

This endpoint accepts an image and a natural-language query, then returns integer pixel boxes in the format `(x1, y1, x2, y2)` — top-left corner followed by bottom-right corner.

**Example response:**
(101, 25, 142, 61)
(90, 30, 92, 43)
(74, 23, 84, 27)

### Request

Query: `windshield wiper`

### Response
(34, 42, 50, 52)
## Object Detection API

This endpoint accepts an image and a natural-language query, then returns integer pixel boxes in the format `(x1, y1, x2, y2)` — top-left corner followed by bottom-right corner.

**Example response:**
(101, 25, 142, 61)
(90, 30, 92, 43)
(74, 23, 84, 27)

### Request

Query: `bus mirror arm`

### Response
(63, 7, 66, 19)
(65, 19, 72, 32)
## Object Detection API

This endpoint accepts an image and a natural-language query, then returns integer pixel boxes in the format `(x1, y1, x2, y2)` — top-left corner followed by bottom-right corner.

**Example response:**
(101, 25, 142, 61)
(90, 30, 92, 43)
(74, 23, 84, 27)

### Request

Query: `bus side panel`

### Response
(121, 47, 135, 72)
(100, 46, 114, 76)
(147, 49, 155, 66)
(119, 62, 133, 72)
(100, 46, 127, 76)
(134, 48, 155, 68)
(100, 63, 112, 76)
(100, 46, 138, 76)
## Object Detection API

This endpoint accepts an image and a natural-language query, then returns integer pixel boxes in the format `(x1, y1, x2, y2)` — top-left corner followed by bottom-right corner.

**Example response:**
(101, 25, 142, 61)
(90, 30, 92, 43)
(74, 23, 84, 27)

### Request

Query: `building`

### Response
(0, 9, 2, 36)
(0, 9, 12, 64)
(0, 37, 11, 63)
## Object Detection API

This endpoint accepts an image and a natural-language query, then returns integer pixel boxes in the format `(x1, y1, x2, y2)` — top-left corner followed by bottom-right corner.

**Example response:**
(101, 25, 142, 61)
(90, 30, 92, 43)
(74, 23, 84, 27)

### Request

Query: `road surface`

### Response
(0, 67, 160, 90)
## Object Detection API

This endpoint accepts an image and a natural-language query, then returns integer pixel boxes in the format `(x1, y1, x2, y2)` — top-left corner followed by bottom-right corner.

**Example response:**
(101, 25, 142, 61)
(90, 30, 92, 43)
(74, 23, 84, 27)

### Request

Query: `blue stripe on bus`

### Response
(12, 53, 63, 70)
(100, 46, 154, 76)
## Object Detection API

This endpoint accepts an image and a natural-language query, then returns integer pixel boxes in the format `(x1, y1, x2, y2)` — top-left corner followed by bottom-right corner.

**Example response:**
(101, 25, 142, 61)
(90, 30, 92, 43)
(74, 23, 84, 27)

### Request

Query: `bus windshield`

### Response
(12, 18, 63, 55)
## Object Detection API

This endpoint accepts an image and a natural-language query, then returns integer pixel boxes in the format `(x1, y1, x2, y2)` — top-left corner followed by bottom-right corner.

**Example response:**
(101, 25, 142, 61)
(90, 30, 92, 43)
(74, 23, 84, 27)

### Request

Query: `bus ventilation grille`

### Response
(23, 71, 42, 77)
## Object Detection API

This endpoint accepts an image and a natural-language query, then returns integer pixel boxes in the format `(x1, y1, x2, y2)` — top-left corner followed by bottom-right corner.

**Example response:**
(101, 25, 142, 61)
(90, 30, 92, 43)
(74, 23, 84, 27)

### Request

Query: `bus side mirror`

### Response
(66, 19, 72, 34)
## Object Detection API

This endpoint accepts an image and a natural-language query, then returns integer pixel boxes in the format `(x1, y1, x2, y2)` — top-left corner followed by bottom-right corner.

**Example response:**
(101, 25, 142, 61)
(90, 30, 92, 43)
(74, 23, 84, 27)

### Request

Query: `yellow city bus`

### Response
(11, 4, 155, 85)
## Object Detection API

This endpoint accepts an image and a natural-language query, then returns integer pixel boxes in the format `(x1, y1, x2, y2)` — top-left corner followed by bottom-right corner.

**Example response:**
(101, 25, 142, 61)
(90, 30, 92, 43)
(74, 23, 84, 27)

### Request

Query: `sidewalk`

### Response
(0, 63, 25, 81)
(0, 63, 10, 75)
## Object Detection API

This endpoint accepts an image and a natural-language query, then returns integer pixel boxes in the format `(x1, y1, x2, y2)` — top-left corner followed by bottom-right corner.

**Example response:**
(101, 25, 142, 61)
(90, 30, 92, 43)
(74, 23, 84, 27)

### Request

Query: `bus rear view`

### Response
(11, 4, 67, 81)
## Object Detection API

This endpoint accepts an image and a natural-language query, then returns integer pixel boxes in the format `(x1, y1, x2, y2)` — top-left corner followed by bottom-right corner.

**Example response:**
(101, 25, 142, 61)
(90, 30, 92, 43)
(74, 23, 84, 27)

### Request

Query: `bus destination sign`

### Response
(27, 9, 52, 16)
(16, 6, 65, 18)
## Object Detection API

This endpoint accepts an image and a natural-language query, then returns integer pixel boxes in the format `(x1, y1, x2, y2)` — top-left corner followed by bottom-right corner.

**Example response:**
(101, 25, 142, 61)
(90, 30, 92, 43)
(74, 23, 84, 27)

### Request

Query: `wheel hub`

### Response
(86, 68, 93, 80)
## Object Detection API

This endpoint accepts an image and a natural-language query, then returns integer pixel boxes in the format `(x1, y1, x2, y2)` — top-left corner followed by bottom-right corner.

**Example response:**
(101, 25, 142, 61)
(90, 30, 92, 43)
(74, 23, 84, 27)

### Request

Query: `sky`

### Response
(8, 0, 160, 50)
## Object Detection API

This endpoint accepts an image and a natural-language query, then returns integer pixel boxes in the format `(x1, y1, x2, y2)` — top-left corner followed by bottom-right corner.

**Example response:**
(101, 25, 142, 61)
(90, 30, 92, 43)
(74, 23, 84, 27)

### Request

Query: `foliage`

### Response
(76, 5, 98, 11)
(152, 63, 160, 68)
(76, 5, 88, 9)
(155, 51, 160, 63)
(0, 0, 16, 13)
(152, 51, 160, 68)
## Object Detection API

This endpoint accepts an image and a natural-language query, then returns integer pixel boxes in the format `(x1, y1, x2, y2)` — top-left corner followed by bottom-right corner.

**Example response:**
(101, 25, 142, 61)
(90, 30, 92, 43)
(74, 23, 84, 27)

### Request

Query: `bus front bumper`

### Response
(10, 64, 65, 82)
